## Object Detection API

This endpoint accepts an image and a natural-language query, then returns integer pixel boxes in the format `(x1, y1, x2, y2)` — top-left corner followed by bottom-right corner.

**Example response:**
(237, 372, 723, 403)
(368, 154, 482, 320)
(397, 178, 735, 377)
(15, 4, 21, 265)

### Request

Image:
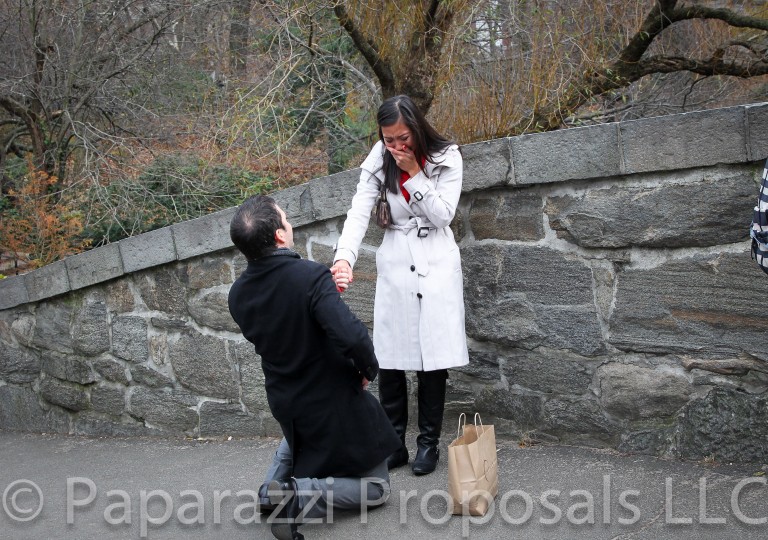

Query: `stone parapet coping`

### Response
(2, 102, 766, 310)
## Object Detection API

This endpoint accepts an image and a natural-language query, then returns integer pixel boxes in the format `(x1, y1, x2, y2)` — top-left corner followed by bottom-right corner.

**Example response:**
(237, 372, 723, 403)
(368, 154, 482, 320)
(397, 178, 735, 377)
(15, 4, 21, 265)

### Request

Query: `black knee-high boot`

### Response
(412, 369, 448, 475)
(379, 368, 409, 469)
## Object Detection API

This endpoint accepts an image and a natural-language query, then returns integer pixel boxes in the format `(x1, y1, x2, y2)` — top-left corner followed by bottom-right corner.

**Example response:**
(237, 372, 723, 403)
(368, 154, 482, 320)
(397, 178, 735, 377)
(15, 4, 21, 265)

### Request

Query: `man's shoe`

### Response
(257, 481, 278, 514)
(267, 479, 304, 540)
(387, 445, 409, 469)
(411, 445, 439, 475)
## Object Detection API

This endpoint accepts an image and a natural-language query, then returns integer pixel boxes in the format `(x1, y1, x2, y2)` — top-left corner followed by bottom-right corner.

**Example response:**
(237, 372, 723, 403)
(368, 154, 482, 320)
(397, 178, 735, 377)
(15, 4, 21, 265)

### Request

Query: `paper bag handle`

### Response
(456, 412, 466, 439)
(474, 413, 485, 434)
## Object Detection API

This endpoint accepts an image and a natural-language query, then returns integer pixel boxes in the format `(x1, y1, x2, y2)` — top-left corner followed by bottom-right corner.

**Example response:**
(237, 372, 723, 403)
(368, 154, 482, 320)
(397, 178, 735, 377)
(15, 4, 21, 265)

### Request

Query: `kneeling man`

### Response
(228, 195, 401, 540)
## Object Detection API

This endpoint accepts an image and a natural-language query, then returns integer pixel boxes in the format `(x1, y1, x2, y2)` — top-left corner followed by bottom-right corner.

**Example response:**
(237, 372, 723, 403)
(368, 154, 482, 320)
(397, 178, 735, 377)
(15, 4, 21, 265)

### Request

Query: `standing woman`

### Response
(331, 95, 469, 475)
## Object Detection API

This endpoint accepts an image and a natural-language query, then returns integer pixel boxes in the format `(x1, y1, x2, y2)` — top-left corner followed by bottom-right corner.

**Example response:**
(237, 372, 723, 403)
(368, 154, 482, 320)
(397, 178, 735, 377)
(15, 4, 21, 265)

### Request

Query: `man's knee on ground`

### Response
(361, 477, 391, 508)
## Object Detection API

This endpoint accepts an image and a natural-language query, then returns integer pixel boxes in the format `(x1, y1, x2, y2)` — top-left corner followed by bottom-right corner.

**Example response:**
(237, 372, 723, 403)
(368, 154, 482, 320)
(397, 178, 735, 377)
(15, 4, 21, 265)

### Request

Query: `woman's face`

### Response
(381, 120, 413, 152)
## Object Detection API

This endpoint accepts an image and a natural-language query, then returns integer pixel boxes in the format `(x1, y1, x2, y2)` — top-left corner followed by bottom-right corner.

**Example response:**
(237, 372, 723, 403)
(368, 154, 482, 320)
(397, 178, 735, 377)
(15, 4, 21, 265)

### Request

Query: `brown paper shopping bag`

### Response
(448, 413, 498, 516)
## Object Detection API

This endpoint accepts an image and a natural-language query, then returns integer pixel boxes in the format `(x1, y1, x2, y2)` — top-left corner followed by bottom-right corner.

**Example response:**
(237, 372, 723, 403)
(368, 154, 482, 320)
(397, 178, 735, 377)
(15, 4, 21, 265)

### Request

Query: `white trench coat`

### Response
(334, 141, 470, 372)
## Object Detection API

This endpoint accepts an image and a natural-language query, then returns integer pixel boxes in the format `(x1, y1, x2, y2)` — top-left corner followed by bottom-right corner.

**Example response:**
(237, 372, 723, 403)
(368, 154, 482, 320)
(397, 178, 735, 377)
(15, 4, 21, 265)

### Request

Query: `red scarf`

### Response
(399, 157, 426, 203)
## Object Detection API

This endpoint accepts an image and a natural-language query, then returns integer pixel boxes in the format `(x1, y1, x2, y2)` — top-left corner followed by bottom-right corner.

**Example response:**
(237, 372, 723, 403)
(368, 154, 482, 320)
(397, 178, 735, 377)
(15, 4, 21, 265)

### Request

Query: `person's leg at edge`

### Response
(259, 437, 293, 512)
(378, 368, 409, 468)
(412, 369, 448, 475)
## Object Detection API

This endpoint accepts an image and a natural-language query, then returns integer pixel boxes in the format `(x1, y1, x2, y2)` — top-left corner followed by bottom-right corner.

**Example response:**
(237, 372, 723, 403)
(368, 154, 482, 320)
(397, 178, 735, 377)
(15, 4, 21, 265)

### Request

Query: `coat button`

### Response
(417, 293, 423, 299)
(410, 265, 415, 271)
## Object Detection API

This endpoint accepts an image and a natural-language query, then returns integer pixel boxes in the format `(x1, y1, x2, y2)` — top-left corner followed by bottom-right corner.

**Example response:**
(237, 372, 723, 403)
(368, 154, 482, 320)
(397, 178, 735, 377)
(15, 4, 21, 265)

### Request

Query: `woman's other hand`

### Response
(331, 259, 354, 293)
(389, 145, 420, 178)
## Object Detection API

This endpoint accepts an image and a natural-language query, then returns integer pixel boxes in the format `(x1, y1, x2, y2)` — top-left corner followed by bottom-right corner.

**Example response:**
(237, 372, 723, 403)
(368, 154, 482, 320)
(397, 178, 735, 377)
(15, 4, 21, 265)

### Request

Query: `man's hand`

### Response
(331, 259, 354, 293)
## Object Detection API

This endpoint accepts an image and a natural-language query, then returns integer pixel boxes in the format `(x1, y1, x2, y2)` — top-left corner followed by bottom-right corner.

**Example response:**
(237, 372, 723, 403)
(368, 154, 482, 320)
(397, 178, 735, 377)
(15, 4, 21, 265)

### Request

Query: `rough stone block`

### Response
(451, 350, 502, 383)
(337, 248, 376, 326)
(92, 358, 130, 385)
(106, 280, 136, 313)
(232, 340, 269, 413)
(677, 387, 768, 462)
(450, 205, 467, 243)
(172, 207, 235, 260)
(535, 308, 604, 356)
(272, 183, 314, 228)
(128, 387, 198, 432)
(40, 354, 95, 385)
(91, 385, 126, 415)
(503, 348, 595, 396)
(512, 122, 620, 185)
(609, 249, 768, 358)
(65, 243, 124, 290)
(543, 397, 616, 440)
(187, 289, 240, 332)
(0, 385, 70, 433)
(0, 275, 29, 309)
(597, 363, 692, 420)
(72, 301, 110, 356)
(746, 102, 768, 162)
(545, 169, 754, 248)
(233, 250, 248, 277)
(262, 413, 282, 437)
(136, 267, 187, 315)
(149, 335, 168, 366)
(308, 169, 360, 222)
(461, 139, 512, 191)
(186, 257, 233, 290)
(169, 331, 238, 399)
(9, 314, 35, 346)
(199, 401, 262, 437)
(31, 301, 74, 353)
(475, 388, 544, 428)
(470, 191, 544, 241)
(618, 428, 673, 456)
(150, 317, 187, 330)
(25, 260, 70, 302)
(118, 226, 177, 273)
(310, 241, 336, 268)
(621, 106, 747, 174)
(40, 377, 90, 411)
(130, 364, 172, 389)
(0, 345, 40, 383)
(462, 244, 600, 354)
(73, 416, 160, 437)
(360, 217, 385, 247)
(111, 316, 149, 363)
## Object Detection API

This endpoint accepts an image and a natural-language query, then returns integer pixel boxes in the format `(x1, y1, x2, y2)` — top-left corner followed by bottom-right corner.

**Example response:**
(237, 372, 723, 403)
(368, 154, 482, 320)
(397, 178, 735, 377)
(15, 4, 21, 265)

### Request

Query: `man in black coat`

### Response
(227, 195, 401, 540)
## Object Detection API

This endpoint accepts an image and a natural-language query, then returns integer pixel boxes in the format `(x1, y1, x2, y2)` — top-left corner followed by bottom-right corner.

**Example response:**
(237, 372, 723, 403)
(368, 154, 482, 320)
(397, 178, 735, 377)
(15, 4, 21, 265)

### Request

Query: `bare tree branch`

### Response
(333, 2, 395, 94)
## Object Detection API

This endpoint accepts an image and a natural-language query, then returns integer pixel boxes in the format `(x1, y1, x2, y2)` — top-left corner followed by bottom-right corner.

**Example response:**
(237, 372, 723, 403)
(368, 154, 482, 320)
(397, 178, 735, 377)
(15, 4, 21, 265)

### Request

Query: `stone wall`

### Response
(2, 104, 768, 462)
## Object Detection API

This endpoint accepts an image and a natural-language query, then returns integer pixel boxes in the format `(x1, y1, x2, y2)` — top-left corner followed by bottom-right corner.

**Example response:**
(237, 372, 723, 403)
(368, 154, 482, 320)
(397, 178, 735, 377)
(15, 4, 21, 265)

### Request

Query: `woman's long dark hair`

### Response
(377, 95, 455, 194)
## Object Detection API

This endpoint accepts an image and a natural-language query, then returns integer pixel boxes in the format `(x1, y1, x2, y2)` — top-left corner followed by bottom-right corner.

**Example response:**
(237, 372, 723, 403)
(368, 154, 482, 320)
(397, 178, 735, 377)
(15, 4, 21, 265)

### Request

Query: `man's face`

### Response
(276, 205, 294, 249)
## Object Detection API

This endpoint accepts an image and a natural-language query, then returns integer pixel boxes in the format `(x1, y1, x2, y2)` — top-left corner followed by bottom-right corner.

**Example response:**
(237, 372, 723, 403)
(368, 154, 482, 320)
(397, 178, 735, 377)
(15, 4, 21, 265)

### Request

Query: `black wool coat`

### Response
(228, 249, 401, 478)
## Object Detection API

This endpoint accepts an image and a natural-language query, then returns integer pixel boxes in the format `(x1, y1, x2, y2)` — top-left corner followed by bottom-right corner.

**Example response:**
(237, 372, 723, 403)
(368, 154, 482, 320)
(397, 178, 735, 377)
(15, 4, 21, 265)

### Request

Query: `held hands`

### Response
(389, 145, 420, 178)
(330, 259, 354, 293)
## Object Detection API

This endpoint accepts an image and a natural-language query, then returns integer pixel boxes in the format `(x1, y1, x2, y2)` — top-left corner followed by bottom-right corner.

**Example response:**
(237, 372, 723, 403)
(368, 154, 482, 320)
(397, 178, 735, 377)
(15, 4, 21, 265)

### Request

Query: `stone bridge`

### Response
(2, 104, 768, 462)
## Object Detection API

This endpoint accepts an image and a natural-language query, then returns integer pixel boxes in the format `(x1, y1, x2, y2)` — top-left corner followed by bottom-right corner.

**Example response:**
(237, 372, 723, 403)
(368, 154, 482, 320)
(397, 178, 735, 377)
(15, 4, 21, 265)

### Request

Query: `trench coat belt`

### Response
(390, 217, 436, 277)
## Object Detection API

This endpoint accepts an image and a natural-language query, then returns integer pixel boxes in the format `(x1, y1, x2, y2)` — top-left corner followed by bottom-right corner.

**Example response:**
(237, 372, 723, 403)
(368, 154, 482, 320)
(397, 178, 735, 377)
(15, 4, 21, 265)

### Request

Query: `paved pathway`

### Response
(1, 432, 767, 539)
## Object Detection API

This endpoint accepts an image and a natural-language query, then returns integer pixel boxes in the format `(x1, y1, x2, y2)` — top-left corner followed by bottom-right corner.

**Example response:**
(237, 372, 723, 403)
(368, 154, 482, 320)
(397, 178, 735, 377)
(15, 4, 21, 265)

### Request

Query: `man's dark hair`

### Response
(230, 195, 283, 261)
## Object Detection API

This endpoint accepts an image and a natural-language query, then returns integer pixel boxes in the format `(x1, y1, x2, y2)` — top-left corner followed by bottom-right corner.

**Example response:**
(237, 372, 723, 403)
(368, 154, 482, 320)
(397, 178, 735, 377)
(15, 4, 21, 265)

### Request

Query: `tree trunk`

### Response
(229, 0, 252, 76)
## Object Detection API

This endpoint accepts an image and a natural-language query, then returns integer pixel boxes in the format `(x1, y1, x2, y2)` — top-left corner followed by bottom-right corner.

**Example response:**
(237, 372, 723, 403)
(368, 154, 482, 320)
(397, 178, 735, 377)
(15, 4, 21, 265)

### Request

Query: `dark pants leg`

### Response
(378, 368, 409, 468)
(412, 369, 448, 475)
